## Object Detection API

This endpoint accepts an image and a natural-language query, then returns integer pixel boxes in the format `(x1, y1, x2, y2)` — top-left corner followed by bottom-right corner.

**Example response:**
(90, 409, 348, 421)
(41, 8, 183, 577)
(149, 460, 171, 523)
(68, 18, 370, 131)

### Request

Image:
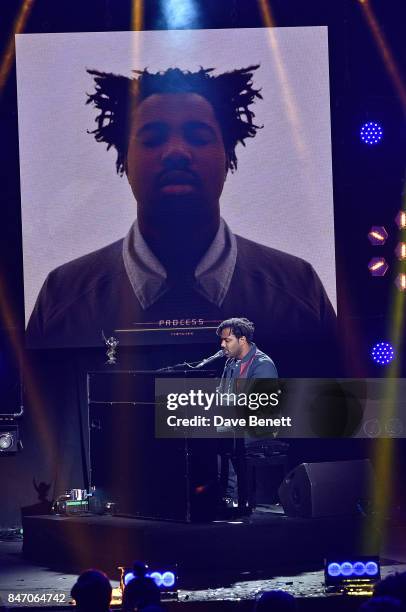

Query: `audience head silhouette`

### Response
(374, 572, 406, 607)
(360, 596, 403, 611)
(254, 590, 297, 612)
(71, 569, 112, 612)
(122, 561, 161, 612)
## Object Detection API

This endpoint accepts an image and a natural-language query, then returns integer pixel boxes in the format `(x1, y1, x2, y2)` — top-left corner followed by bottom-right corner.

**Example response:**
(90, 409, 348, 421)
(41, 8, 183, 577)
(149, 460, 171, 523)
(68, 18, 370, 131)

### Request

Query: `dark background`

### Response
(1, 0, 406, 527)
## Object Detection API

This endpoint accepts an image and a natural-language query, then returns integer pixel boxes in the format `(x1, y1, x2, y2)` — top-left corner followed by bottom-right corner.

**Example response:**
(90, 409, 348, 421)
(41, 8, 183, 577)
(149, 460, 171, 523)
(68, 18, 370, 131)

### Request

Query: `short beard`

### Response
(142, 193, 218, 228)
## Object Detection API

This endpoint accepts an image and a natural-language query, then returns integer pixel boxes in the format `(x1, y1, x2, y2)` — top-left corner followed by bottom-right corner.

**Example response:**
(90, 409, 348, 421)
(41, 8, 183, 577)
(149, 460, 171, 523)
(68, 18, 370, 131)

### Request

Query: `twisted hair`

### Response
(216, 317, 255, 342)
(86, 65, 262, 175)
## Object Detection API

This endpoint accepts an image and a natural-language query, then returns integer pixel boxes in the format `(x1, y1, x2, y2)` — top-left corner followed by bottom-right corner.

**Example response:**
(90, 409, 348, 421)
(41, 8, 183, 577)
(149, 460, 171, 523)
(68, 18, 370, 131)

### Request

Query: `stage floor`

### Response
(21, 506, 381, 582)
(2, 507, 406, 609)
(1, 538, 406, 609)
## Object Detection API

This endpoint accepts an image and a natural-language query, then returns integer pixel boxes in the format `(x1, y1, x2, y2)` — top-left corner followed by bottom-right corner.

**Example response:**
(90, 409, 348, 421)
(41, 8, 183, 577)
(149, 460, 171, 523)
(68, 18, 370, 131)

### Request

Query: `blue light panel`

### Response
(360, 121, 383, 145)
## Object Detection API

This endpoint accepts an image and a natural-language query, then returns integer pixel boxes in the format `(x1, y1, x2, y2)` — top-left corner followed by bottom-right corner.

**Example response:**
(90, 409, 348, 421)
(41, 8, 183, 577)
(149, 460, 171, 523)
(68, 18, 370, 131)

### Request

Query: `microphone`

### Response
(194, 349, 225, 369)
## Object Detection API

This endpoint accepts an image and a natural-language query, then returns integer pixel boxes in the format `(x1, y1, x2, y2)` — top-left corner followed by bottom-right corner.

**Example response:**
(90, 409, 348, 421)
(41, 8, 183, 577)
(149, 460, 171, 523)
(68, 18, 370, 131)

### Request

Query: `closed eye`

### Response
(184, 122, 217, 145)
(136, 122, 168, 146)
(134, 121, 218, 147)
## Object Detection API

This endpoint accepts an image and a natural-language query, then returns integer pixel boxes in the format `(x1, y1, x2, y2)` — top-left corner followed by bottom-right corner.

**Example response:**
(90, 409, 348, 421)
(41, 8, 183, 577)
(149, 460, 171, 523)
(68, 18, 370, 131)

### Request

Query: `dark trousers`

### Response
(218, 438, 247, 509)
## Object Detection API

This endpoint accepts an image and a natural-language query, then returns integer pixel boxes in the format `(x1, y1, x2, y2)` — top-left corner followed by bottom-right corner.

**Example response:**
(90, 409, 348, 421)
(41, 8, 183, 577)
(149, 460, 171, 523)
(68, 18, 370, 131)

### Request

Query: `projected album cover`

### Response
(16, 27, 336, 349)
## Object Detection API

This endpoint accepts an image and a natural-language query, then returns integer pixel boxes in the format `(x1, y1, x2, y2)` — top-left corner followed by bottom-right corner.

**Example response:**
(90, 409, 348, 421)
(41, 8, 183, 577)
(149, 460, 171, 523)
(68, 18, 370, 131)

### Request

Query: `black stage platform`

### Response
(3, 518, 406, 611)
(22, 507, 379, 587)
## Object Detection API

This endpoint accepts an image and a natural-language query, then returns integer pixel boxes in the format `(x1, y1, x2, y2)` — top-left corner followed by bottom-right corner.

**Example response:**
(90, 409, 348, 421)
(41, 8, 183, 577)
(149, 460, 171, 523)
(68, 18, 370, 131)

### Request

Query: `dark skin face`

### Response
(220, 327, 251, 360)
(125, 92, 228, 276)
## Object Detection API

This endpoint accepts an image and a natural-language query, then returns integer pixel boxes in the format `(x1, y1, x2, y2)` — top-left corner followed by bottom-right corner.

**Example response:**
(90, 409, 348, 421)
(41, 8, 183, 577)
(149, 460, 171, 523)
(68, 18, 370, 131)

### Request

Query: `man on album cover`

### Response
(27, 65, 338, 376)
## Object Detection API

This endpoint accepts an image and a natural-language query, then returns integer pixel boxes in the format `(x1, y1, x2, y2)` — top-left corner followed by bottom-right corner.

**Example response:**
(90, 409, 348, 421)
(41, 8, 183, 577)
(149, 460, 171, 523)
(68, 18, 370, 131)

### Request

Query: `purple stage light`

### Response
(371, 342, 395, 366)
(162, 572, 176, 587)
(368, 226, 388, 246)
(123, 571, 135, 586)
(365, 562, 379, 576)
(360, 121, 383, 145)
(340, 562, 353, 576)
(368, 257, 388, 276)
(327, 562, 341, 577)
(149, 572, 163, 587)
(353, 562, 366, 576)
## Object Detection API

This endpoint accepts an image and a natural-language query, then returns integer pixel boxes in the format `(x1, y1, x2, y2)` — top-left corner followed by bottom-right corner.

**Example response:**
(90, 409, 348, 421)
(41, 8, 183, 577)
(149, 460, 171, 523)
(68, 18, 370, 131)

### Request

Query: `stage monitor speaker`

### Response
(278, 459, 374, 518)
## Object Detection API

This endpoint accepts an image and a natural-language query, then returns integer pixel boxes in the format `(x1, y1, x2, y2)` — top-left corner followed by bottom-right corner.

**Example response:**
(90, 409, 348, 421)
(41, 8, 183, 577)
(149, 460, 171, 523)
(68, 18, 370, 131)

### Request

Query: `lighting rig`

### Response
(325, 556, 380, 596)
(0, 383, 23, 455)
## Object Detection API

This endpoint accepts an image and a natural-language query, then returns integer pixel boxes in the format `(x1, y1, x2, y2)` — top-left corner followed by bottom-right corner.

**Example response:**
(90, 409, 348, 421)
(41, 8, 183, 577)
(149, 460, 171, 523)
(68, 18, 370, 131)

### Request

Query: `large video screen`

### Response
(16, 27, 336, 349)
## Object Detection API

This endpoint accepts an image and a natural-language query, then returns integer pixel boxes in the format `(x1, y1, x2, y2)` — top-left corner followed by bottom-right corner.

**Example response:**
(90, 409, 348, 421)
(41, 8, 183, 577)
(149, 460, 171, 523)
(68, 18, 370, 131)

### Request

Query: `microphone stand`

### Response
(157, 353, 224, 374)
(156, 360, 202, 373)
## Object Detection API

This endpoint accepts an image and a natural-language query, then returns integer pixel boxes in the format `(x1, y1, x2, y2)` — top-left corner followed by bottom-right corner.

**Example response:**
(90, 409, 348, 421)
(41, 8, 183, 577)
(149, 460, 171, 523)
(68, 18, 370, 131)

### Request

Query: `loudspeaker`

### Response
(278, 459, 374, 518)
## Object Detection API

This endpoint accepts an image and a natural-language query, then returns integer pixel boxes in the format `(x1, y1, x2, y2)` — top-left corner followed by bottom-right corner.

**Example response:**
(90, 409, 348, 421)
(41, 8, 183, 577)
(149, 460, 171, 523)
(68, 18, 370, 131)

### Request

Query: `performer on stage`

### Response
(217, 317, 278, 385)
(216, 317, 278, 517)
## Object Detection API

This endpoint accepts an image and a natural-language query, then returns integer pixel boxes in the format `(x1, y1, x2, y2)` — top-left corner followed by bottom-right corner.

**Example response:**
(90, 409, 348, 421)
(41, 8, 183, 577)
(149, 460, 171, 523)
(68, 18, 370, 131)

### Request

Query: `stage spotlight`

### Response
(162, 572, 176, 588)
(371, 342, 395, 365)
(123, 571, 135, 587)
(325, 556, 380, 595)
(160, 0, 200, 29)
(327, 562, 341, 577)
(360, 121, 383, 145)
(149, 572, 163, 587)
(365, 561, 379, 576)
(340, 562, 353, 576)
(148, 570, 177, 589)
(395, 273, 406, 291)
(395, 210, 406, 229)
(0, 432, 13, 450)
(0, 425, 19, 453)
(368, 226, 388, 245)
(326, 559, 379, 579)
(119, 565, 177, 594)
(395, 242, 406, 260)
(353, 562, 366, 576)
(368, 257, 388, 276)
